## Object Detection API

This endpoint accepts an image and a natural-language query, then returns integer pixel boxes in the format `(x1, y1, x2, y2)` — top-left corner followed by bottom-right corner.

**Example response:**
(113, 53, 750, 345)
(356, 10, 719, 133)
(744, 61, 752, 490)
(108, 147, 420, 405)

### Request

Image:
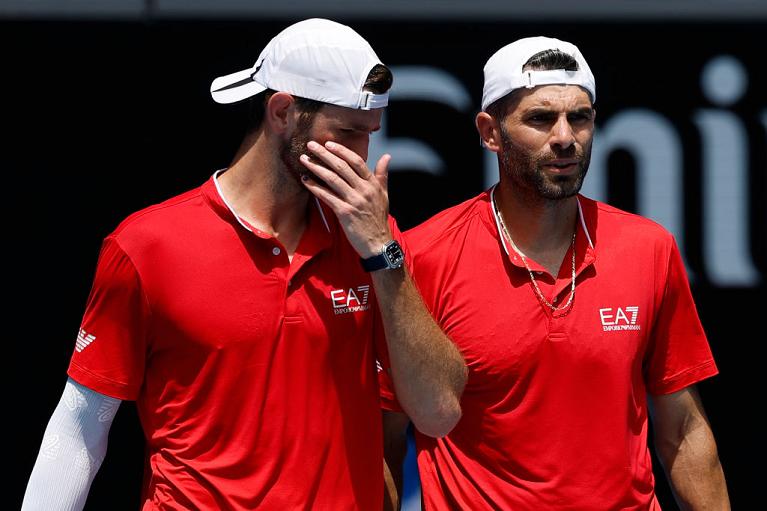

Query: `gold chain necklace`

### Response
(493, 196, 576, 315)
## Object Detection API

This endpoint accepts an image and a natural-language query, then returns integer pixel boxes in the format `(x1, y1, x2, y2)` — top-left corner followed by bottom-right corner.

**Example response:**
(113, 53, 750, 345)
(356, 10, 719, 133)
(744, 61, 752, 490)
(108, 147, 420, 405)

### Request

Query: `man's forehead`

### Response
(513, 84, 593, 111)
(320, 104, 383, 129)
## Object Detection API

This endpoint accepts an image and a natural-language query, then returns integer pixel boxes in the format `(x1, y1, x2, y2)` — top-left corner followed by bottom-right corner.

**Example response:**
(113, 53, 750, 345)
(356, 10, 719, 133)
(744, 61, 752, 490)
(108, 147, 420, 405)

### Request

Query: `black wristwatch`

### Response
(360, 240, 405, 272)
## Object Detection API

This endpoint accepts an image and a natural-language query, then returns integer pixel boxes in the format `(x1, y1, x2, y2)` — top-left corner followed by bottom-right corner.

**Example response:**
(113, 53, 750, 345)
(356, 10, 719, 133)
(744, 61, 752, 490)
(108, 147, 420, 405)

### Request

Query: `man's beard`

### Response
(499, 126, 591, 201)
(279, 121, 313, 187)
(277, 115, 334, 194)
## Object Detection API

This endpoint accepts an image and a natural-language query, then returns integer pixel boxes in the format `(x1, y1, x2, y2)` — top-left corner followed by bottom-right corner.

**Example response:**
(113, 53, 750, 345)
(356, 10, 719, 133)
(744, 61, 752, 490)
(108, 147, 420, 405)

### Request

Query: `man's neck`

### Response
(217, 134, 311, 256)
(495, 182, 579, 276)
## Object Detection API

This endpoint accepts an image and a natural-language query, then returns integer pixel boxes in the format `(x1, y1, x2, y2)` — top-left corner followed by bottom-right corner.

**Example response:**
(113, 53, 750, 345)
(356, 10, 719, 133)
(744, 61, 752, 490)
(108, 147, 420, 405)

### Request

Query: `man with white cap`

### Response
(382, 37, 729, 509)
(23, 19, 465, 510)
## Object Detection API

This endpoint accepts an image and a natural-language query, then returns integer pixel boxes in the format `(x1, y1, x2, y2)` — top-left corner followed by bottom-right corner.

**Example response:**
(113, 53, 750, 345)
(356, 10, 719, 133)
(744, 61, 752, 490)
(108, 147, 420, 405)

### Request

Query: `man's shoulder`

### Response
(581, 195, 676, 249)
(583, 196, 673, 236)
(405, 191, 491, 253)
(110, 184, 207, 244)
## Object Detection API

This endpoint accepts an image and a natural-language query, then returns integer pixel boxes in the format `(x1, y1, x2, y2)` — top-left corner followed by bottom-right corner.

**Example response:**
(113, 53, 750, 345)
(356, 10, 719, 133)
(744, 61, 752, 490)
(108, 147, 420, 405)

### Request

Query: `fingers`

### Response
(322, 141, 371, 180)
(299, 142, 393, 258)
(300, 174, 347, 211)
(374, 154, 391, 192)
(300, 153, 351, 198)
(300, 140, 379, 200)
(305, 141, 369, 185)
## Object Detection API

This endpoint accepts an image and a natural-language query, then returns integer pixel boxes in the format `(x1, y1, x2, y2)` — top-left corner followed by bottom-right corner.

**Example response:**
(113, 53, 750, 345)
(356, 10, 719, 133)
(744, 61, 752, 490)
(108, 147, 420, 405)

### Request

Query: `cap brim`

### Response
(210, 68, 267, 104)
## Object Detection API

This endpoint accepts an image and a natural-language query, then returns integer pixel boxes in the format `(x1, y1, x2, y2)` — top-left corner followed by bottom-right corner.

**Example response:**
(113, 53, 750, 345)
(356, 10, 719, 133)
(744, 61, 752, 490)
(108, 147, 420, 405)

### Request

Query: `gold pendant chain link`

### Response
(493, 196, 577, 316)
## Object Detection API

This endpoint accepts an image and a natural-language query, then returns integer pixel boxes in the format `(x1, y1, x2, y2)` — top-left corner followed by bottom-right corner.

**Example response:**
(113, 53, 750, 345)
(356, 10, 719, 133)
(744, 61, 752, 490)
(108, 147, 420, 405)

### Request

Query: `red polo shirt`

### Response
(381, 188, 717, 510)
(69, 172, 398, 510)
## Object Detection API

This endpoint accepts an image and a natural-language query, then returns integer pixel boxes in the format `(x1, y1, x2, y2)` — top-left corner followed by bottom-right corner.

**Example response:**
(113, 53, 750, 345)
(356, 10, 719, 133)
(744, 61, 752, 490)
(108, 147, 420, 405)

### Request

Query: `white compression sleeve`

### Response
(22, 378, 121, 511)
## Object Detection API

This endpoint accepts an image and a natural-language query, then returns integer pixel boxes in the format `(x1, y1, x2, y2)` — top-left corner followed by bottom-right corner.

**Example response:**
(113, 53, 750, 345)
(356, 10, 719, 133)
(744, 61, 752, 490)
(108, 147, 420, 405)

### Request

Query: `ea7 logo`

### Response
(75, 328, 96, 352)
(599, 306, 641, 332)
(330, 285, 371, 315)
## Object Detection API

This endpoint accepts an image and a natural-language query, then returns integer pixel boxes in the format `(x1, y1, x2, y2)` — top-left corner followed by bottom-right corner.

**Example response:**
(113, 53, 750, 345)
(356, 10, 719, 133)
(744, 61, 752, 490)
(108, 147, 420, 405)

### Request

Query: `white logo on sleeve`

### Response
(41, 434, 61, 460)
(330, 285, 371, 315)
(75, 328, 96, 352)
(599, 306, 641, 332)
(98, 399, 120, 422)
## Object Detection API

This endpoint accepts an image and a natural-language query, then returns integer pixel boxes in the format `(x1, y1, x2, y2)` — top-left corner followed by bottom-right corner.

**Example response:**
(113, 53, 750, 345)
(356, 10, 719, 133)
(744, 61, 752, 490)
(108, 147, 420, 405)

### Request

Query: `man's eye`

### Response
(569, 113, 592, 122)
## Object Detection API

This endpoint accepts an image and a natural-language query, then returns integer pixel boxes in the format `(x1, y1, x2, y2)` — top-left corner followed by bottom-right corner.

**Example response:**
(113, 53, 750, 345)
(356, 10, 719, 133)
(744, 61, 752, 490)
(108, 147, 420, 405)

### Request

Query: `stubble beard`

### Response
(277, 121, 313, 194)
(499, 126, 591, 201)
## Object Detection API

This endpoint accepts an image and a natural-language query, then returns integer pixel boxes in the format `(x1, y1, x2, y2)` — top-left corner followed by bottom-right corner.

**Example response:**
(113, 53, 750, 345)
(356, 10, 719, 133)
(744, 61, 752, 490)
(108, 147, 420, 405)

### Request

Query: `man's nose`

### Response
(550, 115, 575, 150)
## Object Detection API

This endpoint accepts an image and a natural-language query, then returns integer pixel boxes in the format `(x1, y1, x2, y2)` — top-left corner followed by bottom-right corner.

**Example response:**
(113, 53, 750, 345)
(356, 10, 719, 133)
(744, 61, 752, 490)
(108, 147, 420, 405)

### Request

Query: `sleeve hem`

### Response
(68, 362, 139, 401)
(648, 359, 719, 396)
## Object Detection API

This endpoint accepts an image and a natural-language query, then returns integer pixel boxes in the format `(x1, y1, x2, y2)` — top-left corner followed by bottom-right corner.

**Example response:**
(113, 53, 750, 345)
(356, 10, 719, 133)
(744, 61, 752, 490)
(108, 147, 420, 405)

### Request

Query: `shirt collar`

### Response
(488, 184, 596, 273)
(209, 168, 331, 235)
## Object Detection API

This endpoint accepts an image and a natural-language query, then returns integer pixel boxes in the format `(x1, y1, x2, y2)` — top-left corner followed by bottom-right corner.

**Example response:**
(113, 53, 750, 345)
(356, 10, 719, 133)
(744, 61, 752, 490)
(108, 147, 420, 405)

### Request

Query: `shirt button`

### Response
(287, 280, 292, 287)
(272, 247, 281, 256)
(536, 271, 543, 275)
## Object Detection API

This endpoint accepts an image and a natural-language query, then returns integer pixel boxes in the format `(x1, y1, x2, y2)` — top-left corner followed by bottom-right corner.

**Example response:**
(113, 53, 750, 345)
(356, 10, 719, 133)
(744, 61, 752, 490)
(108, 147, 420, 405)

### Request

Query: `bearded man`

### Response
(381, 36, 729, 511)
(23, 18, 466, 511)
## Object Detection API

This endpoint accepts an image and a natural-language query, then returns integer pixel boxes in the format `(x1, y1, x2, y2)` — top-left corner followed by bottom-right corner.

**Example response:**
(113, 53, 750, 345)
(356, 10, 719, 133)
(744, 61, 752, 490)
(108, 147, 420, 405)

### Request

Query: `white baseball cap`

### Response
(481, 36, 596, 111)
(211, 18, 389, 110)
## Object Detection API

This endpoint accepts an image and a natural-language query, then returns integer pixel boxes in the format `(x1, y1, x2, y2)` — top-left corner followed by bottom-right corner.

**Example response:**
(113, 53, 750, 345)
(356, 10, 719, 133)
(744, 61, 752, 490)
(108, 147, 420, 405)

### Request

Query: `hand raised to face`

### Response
(300, 140, 392, 259)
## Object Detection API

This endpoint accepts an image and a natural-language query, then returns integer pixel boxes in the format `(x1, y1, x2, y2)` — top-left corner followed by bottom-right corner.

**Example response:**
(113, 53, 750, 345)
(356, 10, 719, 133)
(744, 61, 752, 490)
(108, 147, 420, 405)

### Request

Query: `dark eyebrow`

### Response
(570, 107, 595, 116)
(521, 108, 558, 120)
(523, 106, 594, 118)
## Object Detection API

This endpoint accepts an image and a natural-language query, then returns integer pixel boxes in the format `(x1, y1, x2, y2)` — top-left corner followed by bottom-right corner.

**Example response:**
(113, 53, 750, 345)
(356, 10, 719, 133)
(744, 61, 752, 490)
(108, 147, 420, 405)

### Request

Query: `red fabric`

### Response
(69, 174, 400, 510)
(381, 190, 717, 510)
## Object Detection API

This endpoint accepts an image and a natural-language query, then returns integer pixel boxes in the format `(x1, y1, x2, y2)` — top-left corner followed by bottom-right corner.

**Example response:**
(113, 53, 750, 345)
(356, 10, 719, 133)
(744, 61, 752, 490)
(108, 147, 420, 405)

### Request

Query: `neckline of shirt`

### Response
(211, 168, 331, 235)
(489, 184, 595, 258)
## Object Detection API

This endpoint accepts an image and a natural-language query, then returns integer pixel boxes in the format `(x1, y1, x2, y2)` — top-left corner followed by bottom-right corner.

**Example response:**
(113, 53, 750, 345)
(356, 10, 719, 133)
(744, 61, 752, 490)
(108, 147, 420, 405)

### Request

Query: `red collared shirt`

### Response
(69, 171, 397, 510)
(381, 188, 717, 510)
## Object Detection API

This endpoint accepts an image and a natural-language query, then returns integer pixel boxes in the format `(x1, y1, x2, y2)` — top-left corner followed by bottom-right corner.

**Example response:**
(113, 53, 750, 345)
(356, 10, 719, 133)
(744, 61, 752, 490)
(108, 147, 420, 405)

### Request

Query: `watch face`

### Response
(384, 241, 405, 268)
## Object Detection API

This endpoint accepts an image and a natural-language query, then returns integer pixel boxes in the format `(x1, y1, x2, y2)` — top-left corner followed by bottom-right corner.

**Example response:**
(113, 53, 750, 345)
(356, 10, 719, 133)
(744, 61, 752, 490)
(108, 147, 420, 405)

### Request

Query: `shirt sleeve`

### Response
(67, 236, 151, 400)
(644, 237, 718, 395)
(376, 216, 405, 412)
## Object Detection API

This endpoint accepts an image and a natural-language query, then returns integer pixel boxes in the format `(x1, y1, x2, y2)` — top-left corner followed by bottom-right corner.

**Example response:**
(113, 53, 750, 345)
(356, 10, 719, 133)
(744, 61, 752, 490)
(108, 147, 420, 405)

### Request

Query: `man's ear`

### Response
(264, 92, 296, 136)
(476, 112, 502, 153)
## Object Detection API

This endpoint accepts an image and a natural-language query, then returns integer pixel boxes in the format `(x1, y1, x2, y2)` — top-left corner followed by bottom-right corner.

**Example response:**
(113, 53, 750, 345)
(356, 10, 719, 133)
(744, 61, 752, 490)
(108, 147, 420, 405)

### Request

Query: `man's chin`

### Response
(539, 178, 584, 200)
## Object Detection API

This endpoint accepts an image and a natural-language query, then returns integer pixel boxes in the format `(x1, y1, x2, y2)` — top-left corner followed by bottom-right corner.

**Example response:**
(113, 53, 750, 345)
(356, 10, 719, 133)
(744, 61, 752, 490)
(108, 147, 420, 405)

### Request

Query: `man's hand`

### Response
(300, 140, 466, 439)
(300, 140, 393, 258)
